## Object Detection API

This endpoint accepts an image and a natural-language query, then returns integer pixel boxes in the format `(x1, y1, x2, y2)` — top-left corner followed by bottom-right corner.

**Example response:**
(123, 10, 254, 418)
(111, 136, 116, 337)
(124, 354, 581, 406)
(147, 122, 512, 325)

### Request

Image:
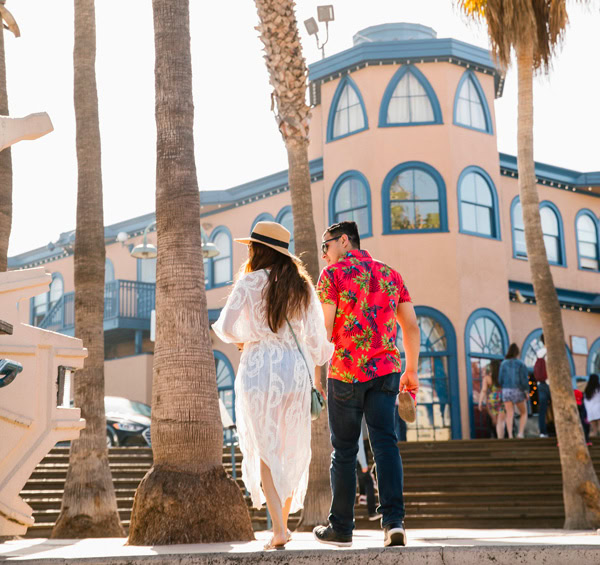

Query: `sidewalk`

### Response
(1, 529, 600, 564)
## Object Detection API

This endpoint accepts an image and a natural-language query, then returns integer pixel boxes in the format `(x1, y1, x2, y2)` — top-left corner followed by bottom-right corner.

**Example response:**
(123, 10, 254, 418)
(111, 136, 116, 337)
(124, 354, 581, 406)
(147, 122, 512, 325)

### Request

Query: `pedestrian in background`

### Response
(478, 360, 506, 438)
(498, 343, 529, 438)
(533, 333, 551, 438)
(584, 374, 600, 438)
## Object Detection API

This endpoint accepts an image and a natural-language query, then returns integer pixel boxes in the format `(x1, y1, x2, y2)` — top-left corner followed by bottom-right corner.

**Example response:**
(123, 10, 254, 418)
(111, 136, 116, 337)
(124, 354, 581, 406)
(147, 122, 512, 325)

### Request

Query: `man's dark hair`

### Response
(325, 221, 360, 249)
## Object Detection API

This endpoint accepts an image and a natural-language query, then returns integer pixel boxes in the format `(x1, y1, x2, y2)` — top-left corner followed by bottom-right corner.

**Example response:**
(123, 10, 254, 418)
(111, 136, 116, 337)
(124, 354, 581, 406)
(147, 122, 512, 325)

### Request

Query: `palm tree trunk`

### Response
(127, 0, 253, 544)
(51, 0, 123, 538)
(517, 39, 600, 529)
(0, 24, 12, 272)
(254, 0, 332, 529)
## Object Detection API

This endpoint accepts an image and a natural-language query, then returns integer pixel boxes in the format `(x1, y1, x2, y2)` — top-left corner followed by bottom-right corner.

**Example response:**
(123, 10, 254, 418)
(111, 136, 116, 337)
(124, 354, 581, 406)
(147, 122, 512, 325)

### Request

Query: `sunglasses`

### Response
(321, 236, 342, 254)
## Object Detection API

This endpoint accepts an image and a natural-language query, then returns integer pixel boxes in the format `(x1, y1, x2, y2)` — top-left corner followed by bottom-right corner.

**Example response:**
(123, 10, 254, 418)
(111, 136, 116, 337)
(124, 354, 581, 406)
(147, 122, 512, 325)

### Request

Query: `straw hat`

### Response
(234, 221, 293, 257)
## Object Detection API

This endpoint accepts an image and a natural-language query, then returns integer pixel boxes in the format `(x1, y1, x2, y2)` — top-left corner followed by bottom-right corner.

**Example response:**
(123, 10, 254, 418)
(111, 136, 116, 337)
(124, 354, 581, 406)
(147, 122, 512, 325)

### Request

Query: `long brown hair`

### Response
(238, 241, 312, 333)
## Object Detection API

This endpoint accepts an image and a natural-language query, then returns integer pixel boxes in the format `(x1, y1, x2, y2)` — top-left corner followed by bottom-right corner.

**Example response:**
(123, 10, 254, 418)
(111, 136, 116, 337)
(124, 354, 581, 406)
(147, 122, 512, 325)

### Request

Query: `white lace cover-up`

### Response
(212, 270, 334, 513)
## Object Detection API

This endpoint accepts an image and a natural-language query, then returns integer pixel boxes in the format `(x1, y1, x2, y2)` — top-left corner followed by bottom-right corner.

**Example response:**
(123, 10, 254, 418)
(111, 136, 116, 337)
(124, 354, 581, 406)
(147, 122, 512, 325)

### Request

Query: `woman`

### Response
(478, 359, 506, 438)
(498, 343, 529, 438)
(212, 221, 333, 550)
(584, 374, 600, 438)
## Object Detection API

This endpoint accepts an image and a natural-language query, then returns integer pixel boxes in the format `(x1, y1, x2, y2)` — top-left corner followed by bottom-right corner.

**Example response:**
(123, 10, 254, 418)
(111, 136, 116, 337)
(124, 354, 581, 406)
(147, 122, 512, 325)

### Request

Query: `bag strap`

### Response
(285, 316, 314, 389)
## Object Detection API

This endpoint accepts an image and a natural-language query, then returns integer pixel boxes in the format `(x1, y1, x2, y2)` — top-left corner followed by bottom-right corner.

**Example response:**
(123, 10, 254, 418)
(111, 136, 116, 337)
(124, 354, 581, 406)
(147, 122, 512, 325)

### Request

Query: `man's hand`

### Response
(399, 369, 419, 404)
(236, 343, 244, 352)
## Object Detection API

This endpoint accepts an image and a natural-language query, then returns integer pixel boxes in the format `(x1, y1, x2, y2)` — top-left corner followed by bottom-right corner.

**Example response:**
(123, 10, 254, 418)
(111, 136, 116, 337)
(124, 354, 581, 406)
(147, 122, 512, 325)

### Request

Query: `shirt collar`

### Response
(344, 249, 371, 261)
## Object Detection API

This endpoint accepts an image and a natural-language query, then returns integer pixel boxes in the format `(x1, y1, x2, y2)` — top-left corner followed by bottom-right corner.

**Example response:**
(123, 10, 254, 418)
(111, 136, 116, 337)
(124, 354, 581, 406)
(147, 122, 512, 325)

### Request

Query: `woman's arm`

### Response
(304, 286, 335, 367)
(479, 375, 490, 410)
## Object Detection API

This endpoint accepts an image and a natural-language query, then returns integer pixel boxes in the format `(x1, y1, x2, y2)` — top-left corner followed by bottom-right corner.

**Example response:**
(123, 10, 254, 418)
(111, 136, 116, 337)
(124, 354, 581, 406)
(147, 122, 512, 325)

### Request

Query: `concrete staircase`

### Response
(20, 438, 599, 537)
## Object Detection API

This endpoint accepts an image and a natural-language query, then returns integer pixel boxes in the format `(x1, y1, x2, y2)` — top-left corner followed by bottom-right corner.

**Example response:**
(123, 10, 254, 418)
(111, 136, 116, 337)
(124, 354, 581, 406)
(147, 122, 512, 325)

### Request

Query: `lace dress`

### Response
(212, 269, 334, 513)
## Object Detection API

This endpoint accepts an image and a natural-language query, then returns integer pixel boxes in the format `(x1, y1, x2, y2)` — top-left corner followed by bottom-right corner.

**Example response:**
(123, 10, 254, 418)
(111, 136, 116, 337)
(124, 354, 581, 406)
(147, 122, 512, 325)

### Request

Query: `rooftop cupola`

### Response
(353, 23, 437, 45)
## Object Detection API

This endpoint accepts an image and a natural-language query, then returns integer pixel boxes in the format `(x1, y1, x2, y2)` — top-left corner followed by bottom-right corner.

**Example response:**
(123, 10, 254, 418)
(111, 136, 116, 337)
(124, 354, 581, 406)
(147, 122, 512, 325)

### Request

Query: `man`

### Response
(534, 333, 551, 437)
(313, 221, 420, 548)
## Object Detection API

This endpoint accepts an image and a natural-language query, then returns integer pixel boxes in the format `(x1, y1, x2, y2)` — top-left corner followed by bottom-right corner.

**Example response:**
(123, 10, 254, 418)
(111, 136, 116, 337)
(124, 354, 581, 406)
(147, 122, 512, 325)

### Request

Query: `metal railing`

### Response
(38, 280, 155, 333)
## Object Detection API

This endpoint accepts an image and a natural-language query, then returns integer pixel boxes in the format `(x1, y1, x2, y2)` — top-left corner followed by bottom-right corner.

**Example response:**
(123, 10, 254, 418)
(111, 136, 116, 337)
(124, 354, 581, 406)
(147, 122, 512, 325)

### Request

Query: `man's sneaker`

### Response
(383, 521, 406, 547)
(368, 512, 382, 521)
(313, 525, 352, 547)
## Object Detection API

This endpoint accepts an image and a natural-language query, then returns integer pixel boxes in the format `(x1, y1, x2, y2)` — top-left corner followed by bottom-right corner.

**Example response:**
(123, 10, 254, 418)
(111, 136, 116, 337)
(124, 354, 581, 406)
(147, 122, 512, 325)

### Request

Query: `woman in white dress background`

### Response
(213, 221, 333, 550)
(584, 374, 600, 437)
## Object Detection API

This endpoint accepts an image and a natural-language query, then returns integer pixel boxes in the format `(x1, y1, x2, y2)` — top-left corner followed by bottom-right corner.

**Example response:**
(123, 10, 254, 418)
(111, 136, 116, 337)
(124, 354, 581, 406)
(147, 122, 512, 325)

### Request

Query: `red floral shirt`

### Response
(316, 250, 411, 383)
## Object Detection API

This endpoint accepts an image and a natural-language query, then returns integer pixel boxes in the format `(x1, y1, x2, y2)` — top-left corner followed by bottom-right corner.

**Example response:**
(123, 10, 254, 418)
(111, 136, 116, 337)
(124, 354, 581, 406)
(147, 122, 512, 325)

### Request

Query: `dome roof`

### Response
(353, 23, 437, 45)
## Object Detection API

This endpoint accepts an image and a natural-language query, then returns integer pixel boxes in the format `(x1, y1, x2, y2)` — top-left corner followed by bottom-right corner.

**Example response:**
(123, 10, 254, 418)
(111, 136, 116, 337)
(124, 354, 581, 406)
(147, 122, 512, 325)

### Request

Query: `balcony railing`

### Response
(38, 280, 156, 334)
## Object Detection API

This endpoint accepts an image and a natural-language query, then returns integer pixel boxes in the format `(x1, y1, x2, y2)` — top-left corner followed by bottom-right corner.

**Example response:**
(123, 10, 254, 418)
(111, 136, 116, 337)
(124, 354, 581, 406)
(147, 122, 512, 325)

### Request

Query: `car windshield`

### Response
(104, 397, 151, 417)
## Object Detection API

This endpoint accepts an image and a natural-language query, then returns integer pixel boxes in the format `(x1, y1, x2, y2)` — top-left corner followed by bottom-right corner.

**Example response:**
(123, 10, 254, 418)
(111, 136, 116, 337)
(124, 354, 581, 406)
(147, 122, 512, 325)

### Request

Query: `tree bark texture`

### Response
(127, 0, 253, 544)
(516, 40, 600, 530)
(51, 0, 124, 539)
(254, 0, 332, 528)
(0, 24, 12, 272)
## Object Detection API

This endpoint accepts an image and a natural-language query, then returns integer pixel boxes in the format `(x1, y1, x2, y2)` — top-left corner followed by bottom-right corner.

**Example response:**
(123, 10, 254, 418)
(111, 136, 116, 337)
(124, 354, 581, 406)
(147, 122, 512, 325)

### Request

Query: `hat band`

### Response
(250, 231, 289, 250)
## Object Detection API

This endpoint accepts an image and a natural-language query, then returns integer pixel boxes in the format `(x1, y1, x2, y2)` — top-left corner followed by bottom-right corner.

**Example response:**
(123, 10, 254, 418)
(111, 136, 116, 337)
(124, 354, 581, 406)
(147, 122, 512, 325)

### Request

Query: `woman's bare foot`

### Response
(264, 532, 287, 550)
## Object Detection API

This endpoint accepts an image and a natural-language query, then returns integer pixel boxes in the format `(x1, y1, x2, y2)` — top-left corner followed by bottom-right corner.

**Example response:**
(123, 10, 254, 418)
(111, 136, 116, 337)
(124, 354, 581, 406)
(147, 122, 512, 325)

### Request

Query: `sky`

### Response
(5, 0, 600, 257)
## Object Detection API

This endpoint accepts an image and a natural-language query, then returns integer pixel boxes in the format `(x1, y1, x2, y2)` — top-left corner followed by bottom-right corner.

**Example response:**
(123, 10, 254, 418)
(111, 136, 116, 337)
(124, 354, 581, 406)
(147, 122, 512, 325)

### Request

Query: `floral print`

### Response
(317, 250, 411, 383)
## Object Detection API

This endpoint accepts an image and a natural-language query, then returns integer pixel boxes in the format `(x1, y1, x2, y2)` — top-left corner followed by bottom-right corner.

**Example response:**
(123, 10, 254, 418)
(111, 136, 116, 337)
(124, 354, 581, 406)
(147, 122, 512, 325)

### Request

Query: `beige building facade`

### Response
(9, 24, 600, 441)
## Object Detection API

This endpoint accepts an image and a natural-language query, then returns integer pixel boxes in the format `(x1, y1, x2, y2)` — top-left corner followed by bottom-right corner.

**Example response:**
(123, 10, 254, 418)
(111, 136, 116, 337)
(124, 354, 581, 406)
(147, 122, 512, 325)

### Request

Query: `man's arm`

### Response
(321, 302, 337, 342)
(396, 302, 420, 395)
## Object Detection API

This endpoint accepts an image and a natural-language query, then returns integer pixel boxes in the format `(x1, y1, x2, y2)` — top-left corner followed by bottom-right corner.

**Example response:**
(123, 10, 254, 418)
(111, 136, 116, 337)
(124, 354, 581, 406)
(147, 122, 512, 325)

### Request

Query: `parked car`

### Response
(105, 396, 151, 447)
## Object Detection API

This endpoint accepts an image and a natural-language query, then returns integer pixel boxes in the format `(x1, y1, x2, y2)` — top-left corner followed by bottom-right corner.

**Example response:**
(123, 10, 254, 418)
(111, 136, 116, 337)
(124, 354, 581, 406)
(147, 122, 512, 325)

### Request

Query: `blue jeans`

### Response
(537, 381, 550, 435)
(328, 373, 404, 535)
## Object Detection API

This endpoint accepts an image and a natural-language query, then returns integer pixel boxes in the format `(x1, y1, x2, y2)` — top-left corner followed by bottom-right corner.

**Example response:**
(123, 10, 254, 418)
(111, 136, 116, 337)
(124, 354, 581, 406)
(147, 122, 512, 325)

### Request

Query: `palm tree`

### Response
(0, 1, 19, 272)
(254, 0, 331, 529)
(458, 0, 600, 528)
(51, 0, 123, 538)
(127, 0, 253, 544)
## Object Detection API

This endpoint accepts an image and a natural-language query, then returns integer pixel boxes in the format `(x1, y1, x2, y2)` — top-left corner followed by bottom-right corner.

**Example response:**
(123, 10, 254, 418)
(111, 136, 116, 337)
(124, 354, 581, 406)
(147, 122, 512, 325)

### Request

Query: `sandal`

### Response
(264, 537, 286, 551)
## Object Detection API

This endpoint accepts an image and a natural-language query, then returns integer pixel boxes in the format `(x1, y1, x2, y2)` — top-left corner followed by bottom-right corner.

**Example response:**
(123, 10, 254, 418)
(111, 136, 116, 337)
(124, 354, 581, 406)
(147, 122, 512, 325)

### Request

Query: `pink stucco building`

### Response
(9, 24, 600, 442)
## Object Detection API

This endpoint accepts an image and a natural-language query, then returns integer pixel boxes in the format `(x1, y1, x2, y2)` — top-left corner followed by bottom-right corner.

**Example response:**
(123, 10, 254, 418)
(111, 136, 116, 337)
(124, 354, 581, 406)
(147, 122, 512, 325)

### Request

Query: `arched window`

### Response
(210, 227, 233, 287)
(31, 273, 64, 326)
(453, 70, 493, 134)
(522, 328, 576, 385)
(329, 171, 372, 238)
(396, 307, 460, 440)
(458, 167, 500, 239)
(214, 350, 236, 443)
(327, 76, 368, 142)
(589, 338, 600, 376)
(252, 213, 275, 231)
(464, 309, 508, 438)
(576, 210, 599, 271)
(379, 65, 442, 127)
(382, 162, 448, 234)
(511, 198, 566, 266)
(276, 206, 295, 255)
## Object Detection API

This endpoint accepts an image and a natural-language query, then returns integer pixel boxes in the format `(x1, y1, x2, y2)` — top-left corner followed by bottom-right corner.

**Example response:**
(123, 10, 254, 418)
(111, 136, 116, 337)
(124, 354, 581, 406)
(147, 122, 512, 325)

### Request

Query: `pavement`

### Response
(1, 529, 599, 564)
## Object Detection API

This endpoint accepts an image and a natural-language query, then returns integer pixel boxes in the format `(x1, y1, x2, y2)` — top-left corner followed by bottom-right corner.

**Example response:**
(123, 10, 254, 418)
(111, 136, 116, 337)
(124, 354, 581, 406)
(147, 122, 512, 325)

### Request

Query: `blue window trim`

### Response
(213, 349, 236, 430)
(105, 258, 115, 282)
(252, 212, 275, 231)
(30, 272, 64, 325)
(209, 226, 233, 289)
(276, 206, 295, 254)
(589, 337, 600, 375)
(457, 166, 501, 240)
(328, 170, 373, 239)
(415, 305, 462, 439)
(378, 65, 443, 127)
(326, 75, 369, 143)
(575, 209, 600, 272)
(510, 197, 567, 267)
(464, 308, 509, 439)
(382, 161, 449, 235)
(453, 70, 493, 135)
(539, 200, 567, 268)
(521, 328, 576, 381)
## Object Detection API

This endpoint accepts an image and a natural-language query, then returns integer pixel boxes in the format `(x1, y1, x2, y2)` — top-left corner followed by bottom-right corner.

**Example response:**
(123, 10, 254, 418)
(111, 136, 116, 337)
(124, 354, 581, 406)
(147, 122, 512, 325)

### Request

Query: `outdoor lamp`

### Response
(130, 220, 220, 260)
(304, 5, 334, 59)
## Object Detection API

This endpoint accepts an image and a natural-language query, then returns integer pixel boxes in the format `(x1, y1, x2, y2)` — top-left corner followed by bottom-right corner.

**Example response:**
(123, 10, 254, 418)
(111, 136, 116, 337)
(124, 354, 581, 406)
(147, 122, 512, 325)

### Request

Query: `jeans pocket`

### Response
(330, 378, 354, 403)
(380, 372, 401, 396)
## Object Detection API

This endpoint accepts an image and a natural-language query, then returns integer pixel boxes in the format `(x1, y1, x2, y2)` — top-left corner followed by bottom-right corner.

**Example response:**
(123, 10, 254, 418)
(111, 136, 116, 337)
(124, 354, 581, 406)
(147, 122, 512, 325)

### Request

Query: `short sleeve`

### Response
(394, 271, 412, 304)
(316, 267, 339, 306)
